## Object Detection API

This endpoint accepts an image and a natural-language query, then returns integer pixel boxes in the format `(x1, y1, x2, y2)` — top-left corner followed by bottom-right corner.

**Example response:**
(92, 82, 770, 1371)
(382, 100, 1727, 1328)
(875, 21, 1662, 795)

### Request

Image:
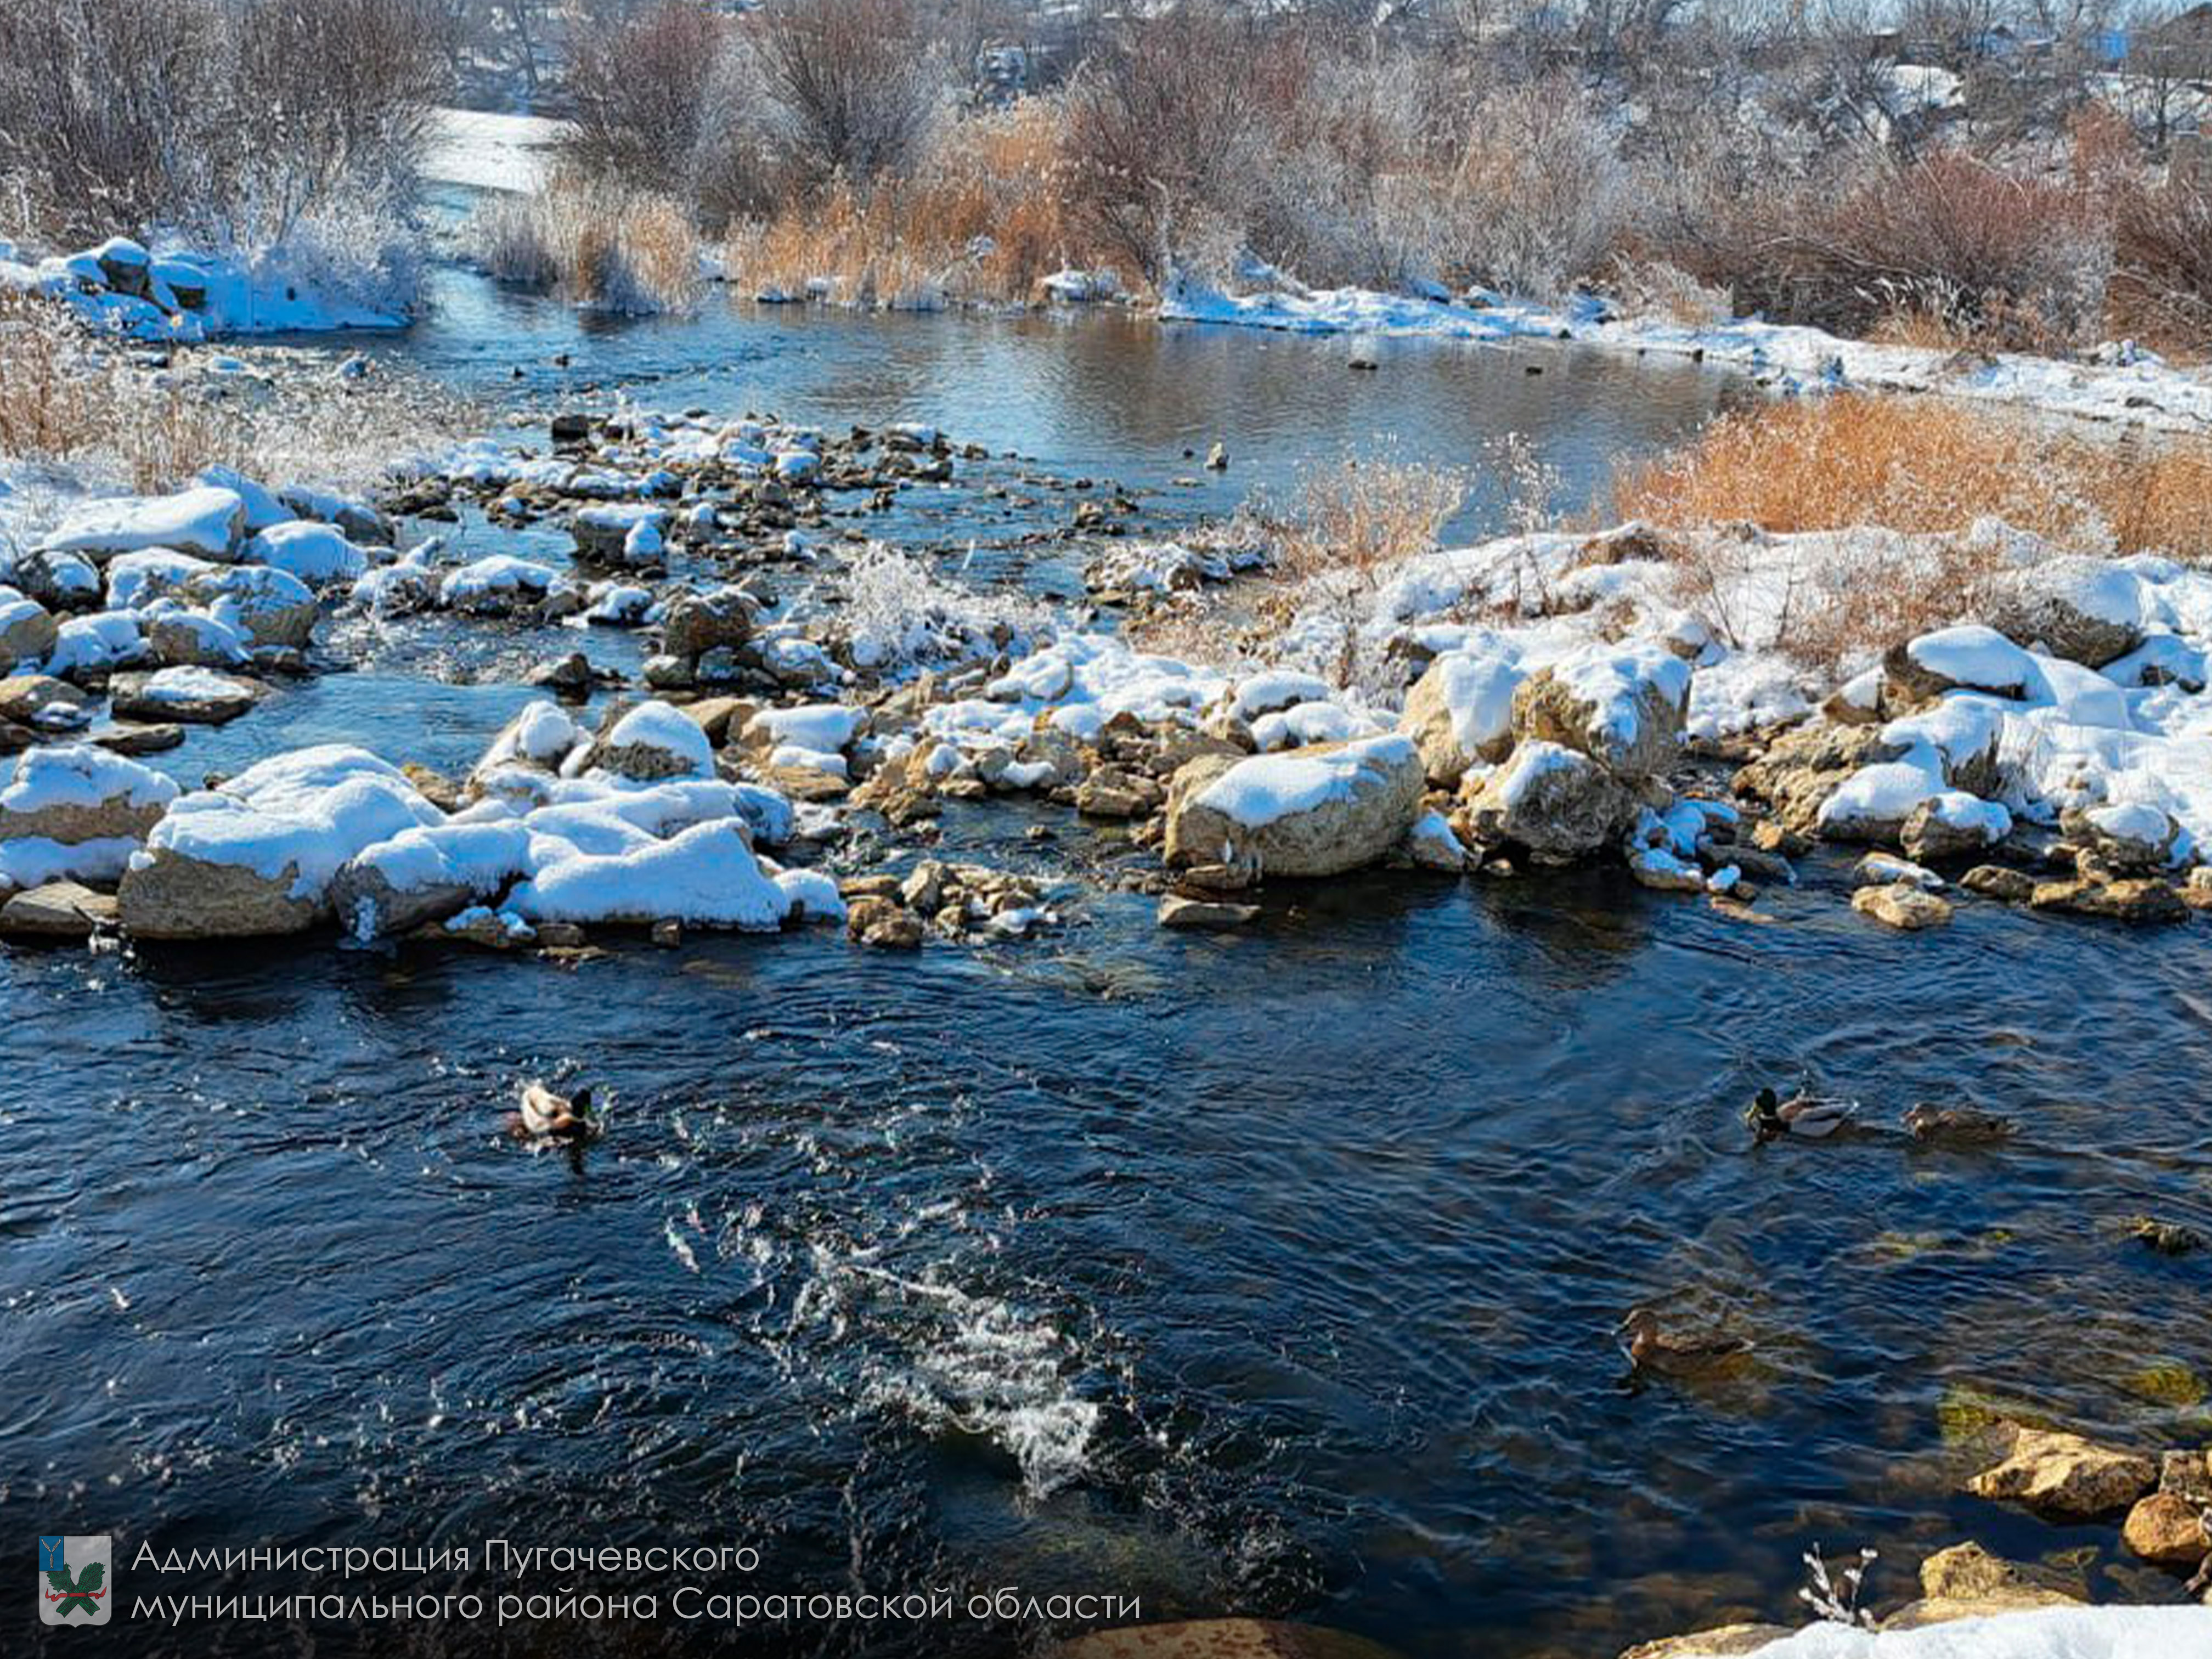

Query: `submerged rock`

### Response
(1158, 894, 1258, 929)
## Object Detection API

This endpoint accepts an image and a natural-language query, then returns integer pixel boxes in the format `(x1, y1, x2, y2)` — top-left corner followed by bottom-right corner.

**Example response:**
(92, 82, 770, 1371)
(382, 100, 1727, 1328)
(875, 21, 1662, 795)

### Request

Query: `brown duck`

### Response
(1616, 1306, 1752, 1378)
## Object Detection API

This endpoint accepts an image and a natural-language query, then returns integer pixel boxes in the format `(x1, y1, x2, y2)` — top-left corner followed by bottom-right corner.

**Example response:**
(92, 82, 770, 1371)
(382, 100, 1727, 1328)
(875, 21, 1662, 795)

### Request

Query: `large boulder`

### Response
(1457, 740, 1638, 864)
(1510, 643, 1689, 780)
(39, 486, 245, 563)
(117, 847, 323, 939)
(0, 744, 178, 845)
(8, 549, 103, 613)
(1916, 1541, 2082, 1607)
(119, 746, 439, 939)
(1163, 735, 1424, 878)
(2061, 802, 2186, 873)
(327, 821, 532, 941)
(0, 597, 59, 672)
(1883, 624, 2038, 705)
(145, 611, 251, 669)
(1984, 556, 2145, 668)
(1398, 646, 1520, 786)
(590, 700, 715, 781)
(1967, 1426, 2158, 1520)
(187, 564, 321, 650)
(247, 520, 368, 588)
(662, 588, 755, 660)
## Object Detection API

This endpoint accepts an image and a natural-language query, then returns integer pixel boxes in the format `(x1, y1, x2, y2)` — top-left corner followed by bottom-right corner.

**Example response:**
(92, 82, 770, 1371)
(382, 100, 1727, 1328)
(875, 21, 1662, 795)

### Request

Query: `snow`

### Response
(1194, 735, 1417, 828)
(0, 834, 140, 890)
(422, 108, 571, 195)
(773, 865, 847, 922)
(144, 746, 439, 900)
(250, 521, 367, 586)
(128, 665, 259, 708)
(508, 819, 789, 929)
(196, 465, 292, 533)
(1251, 699, 1377, 751)
(1232, 669, 1335, 720)
(2, 744, 177, 816)
(1686, 1605, 2212, 1658)
(1820, 760, 1944, 833)
(439, 555, 563, 609)
(746, 703, 865, 753)
(106, 548, 218, 610)
(1907, 627, 2038, 694)
(46, 612, 145, 675)
(39, 487, 244, 561)
(1415, 646, 1523, 759)
(479, 701, 585, 772)
(599, 701, 714, 778)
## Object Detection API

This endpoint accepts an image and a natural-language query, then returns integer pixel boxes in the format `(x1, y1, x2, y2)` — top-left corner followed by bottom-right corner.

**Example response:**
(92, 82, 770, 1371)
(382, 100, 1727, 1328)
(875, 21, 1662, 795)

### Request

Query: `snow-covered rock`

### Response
(509, 819, 788, 928)
(120, 746, 439, 938)
(249, 520, 369, 587)
(0, 744, 178, 847)
(108, 665, 264, 724)
(591, 701, 715, 781)
(1459, 740, 1637, 863)
(328, 820, 532, 941)
(1510, 642, 1689, 779)
(1398, 644, 1521, 785)
(1985, 557, 2145, 668)
(0, 597, 58, 671)
(40, 487, 245, 563)
(1164, 735, 1424, 878)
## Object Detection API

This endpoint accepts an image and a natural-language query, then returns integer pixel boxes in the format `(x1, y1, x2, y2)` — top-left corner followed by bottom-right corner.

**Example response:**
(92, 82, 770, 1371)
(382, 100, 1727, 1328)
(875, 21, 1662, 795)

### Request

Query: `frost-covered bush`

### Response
(837, 545, 1054, 672)
(467, 171, 702, 316)
(0, 0, 449, 253)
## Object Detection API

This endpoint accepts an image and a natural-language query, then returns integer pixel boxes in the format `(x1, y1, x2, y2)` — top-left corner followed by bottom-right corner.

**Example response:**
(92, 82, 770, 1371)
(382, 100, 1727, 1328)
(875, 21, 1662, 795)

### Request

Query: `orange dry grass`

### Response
(0, 292, 244, 490)
(1613, 393, 2212, 561)
(724, 100, 1112, 307)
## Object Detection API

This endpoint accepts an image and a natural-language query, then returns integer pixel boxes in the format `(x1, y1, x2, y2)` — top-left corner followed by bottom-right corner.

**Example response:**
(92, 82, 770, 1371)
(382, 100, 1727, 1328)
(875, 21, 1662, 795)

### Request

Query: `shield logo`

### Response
(40, 1534, 113, 1625)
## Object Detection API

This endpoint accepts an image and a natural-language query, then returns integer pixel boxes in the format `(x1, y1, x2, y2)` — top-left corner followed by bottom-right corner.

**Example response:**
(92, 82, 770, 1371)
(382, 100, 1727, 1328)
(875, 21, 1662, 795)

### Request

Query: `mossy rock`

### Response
(2124, 1362, 2209, 1410)
(1937, 1384, 2057, 1445)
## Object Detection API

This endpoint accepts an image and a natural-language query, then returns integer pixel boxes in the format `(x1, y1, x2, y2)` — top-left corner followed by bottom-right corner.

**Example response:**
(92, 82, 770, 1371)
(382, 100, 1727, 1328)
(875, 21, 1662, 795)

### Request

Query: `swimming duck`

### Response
(1903, 1103, 2014, 1147)
(511, 1080, 597, 1143)
(1615, 1306, 1752, 1378)
(1746, 1087, 1856, 1142)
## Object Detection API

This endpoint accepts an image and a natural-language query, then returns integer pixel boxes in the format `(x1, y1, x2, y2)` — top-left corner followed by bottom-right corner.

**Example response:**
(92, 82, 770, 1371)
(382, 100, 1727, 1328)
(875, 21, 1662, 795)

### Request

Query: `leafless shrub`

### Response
(562, 1, 731, 199)
(750, 0, 948, 183)
(1435, 76, 1631, 300)
(0, 0, 451, 250)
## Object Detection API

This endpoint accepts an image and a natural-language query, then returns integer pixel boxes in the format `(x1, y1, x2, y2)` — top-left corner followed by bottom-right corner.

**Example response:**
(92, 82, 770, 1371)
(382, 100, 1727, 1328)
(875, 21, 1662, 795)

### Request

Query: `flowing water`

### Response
(7, 272, 2211, 1659)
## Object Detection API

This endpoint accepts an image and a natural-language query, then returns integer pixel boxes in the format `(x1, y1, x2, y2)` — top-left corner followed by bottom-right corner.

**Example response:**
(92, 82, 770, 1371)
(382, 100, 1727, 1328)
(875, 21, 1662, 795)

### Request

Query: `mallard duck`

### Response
(511, 1080, 597, 1143)
(1903, 1103, 2015, 1147)
(1746, 1086, 1856, 1142)
(1616, 1306, 1752, 1378)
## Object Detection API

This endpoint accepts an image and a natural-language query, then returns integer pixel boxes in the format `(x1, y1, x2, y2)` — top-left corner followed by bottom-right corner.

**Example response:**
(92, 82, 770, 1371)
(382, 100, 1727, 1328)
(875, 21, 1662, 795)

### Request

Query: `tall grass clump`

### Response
(1613, 394, 2212, 560)
(471, 170, 703, 315)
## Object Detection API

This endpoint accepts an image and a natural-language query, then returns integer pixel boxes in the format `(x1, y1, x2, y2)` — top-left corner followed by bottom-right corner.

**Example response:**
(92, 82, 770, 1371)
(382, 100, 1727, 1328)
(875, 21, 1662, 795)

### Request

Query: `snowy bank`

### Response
(1160, 278, 2212, 433)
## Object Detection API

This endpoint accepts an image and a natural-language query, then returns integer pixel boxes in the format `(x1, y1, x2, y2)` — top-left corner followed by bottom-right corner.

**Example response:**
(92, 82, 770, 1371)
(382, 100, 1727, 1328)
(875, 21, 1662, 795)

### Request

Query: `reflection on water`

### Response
(8, 265, 2212, 1659)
